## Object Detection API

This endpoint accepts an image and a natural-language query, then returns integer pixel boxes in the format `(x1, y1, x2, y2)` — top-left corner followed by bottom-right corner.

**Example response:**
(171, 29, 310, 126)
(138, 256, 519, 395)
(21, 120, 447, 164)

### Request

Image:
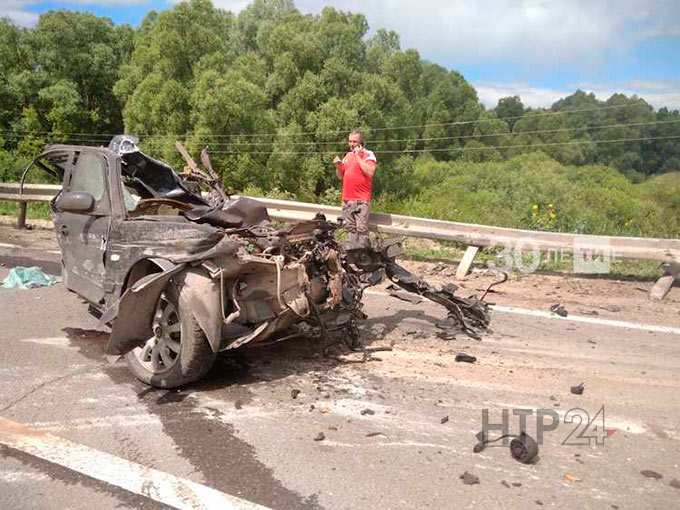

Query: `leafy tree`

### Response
(495, 96, 524, 130)
(1, 0, 680, 212)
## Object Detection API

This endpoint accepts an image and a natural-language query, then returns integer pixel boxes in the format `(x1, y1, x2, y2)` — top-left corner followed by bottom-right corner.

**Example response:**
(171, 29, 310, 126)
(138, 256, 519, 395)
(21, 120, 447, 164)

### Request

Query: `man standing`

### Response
(333, 130, 377, 248)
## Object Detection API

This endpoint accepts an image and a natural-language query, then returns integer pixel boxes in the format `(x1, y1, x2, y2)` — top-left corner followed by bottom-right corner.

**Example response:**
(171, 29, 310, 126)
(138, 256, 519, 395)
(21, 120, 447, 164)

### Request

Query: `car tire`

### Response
(124, 279, 216, 388)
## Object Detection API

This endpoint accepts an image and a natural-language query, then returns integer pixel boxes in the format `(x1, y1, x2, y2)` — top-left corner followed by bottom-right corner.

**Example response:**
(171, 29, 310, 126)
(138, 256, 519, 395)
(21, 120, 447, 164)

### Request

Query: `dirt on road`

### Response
(1, 271, 679, 509)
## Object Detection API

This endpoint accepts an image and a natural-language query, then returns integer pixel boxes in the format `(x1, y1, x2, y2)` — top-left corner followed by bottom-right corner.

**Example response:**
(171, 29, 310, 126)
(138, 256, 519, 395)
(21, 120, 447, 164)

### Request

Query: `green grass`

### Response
(376, 153, 680, 239)
(0, 201, 52, 220)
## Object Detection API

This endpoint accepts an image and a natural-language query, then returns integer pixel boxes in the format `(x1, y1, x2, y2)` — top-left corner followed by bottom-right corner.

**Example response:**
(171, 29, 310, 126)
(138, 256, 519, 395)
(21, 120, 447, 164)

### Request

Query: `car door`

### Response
(54, 150, 111, 306)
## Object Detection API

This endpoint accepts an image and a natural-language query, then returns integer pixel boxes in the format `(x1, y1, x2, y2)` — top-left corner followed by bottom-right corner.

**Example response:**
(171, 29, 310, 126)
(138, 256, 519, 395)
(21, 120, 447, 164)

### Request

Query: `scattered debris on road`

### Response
(510, 433, 539, 464)
(455, 352, 477, 363)
(474, 431, 539, 464)
(563, 473, 582, 483)
(459, 471, 480, 485)
(640, 470, 663, 480)
(570, 383, 585, 395)
(366, 432, 387, 438)
(550, 303, 569, 317)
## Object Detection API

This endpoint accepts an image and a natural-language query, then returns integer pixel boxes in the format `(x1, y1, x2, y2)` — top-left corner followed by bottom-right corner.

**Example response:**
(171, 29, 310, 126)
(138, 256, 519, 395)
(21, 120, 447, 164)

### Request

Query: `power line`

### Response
(4, 133, 679, 156)
(206, 134, 680, 155)
(167, 118, 680, 146)
(3, 117, 678, 149)
(0, 102, 656, 140)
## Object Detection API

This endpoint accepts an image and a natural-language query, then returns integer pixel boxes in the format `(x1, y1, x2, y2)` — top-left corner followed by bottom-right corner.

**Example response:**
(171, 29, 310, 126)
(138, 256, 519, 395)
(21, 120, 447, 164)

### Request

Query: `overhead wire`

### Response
(3, 133, 679, 156)
(0, 101, 657, 140)
(205, 134, 680, 155)
(3, 118, 679, 150)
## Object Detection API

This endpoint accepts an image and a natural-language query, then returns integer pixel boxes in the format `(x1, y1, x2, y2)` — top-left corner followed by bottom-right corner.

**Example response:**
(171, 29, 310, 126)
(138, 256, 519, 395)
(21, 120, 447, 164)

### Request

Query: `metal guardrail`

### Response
(0, 183, 60, 229)
(256, 196, 680, 264)
(2, 183, 679, 266)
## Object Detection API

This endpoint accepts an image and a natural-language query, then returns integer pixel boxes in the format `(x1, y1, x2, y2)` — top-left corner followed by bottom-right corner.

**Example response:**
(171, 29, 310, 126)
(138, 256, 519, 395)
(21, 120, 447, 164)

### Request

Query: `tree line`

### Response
(1, 0, 679, 201)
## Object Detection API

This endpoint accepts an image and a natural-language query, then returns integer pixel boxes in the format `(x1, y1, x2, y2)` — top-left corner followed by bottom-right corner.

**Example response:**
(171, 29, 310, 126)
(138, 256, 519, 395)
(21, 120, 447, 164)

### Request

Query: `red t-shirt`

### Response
(340, 149, 377, 201)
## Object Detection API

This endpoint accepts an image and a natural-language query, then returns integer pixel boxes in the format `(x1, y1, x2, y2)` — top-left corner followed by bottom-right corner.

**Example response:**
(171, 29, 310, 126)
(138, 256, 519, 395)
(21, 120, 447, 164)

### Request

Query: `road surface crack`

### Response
(0, 366, 96, 414)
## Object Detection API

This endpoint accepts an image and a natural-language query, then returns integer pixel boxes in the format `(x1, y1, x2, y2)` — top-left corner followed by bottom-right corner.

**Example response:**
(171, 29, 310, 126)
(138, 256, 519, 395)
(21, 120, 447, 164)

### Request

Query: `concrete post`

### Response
(456, 245, 480, 280)
(649, 263, 678, 301)
(16, 201, 27, 229)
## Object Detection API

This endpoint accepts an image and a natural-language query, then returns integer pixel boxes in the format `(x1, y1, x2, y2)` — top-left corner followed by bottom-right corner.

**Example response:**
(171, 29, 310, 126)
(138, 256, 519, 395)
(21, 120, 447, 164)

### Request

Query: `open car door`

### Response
(25, 147, 112, 306)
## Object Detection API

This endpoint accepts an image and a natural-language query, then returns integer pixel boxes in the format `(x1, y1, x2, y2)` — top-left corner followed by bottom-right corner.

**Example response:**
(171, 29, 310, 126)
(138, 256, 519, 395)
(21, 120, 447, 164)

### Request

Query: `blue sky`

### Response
(4, 0, 680, 109)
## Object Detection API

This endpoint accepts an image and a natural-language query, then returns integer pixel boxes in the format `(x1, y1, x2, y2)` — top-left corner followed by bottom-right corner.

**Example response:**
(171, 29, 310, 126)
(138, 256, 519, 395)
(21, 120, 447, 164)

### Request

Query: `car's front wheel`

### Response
(125, 281, 216, 388)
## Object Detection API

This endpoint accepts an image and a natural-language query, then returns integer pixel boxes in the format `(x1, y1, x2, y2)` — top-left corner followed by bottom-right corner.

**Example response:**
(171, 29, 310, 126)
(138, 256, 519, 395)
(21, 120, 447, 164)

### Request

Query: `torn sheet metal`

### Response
(385, 284, 423, 304)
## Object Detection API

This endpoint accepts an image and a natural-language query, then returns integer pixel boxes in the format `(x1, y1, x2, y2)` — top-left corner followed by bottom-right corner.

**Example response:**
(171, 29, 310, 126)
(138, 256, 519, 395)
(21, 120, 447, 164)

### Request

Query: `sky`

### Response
(3, 0, 680, 109)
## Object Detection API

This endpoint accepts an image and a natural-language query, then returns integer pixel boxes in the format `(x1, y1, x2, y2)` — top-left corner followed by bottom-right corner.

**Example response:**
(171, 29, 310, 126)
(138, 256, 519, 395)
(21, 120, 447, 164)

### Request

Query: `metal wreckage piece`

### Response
(30, 136, 500, 388)
(162, 141, 495, 350)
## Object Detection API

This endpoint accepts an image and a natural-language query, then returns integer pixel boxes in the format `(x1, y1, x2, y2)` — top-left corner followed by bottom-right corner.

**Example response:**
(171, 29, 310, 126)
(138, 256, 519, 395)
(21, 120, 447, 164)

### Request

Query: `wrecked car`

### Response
(21, 136, 495, 388)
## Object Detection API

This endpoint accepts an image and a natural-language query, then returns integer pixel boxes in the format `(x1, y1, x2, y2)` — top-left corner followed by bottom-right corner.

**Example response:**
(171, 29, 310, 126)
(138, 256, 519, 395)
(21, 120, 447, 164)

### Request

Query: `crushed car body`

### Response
(22, 136, 497, 388)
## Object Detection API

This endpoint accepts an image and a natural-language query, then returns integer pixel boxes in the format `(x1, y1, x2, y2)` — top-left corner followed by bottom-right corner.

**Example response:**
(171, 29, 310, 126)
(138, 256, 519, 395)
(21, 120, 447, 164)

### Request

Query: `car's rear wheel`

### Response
(125, 281, 216, 388)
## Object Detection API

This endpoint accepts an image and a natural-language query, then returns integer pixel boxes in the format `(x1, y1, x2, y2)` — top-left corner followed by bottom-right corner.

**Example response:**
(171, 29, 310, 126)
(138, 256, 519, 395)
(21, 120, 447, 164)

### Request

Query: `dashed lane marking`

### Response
(0, 417, 269, 510)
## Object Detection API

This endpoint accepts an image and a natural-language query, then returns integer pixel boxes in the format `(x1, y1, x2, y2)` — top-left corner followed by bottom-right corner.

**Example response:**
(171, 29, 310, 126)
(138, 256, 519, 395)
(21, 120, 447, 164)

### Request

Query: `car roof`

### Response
(42, 144, 118, 158)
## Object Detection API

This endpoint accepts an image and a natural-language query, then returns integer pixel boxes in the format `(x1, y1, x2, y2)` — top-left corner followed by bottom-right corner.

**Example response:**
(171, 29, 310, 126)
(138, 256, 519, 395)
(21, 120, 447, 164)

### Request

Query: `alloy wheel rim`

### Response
(132, 293, 181, 373)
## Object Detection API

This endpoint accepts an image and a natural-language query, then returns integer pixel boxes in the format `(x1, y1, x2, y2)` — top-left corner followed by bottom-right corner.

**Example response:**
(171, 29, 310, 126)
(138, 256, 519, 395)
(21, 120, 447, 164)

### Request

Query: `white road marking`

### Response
(325, 440, 457, 450)
(30, 413, 164, 432)
(19, 337, 76, 348)
(365, 289, 680, 335)
(492, 304, 680, 335)
(0, 417, 269, 510)
(0, 241, 60, 255)
(0, 471, 51, 483)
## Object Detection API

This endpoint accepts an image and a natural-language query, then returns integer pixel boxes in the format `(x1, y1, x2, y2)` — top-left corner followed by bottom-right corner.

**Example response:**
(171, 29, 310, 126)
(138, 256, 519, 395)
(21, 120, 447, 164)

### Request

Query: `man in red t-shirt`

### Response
(333, 130, 378, 247)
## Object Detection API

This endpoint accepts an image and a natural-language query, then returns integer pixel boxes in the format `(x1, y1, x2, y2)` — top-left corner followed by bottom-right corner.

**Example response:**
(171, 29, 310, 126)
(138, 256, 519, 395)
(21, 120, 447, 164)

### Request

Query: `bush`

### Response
(376, 152, 679, 238)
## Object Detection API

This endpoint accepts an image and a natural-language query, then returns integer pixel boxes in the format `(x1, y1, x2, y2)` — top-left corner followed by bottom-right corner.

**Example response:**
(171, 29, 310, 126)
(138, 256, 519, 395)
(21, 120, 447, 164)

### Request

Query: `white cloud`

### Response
(11, 1, 679, 66)
(285, 0, 680, 67)
(474, 82, 567, 109)
(475, 80, 680, 110)
(0, 1, 39, 26)
(581, 82, 680, 110)
(1, 0, 152, 26)
(204, 0, 251, 10)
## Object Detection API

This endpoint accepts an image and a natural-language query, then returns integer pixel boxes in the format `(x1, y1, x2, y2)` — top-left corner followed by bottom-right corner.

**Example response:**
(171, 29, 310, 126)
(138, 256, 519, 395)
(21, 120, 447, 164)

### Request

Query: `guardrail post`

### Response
(455, 245, 480, 279)
(649, 263, 678, 301)
(17, 201, 27, 229)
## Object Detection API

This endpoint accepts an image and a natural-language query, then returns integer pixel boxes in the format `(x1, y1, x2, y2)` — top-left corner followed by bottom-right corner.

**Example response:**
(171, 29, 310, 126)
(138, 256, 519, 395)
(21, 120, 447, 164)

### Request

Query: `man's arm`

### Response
(356, 150, 377, 178)
(333, 156, 344, 180)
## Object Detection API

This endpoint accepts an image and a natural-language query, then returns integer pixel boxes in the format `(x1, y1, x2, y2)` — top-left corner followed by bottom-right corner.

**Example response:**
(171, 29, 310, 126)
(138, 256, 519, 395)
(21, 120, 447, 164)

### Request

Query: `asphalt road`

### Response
(1, 254, 680, 509)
